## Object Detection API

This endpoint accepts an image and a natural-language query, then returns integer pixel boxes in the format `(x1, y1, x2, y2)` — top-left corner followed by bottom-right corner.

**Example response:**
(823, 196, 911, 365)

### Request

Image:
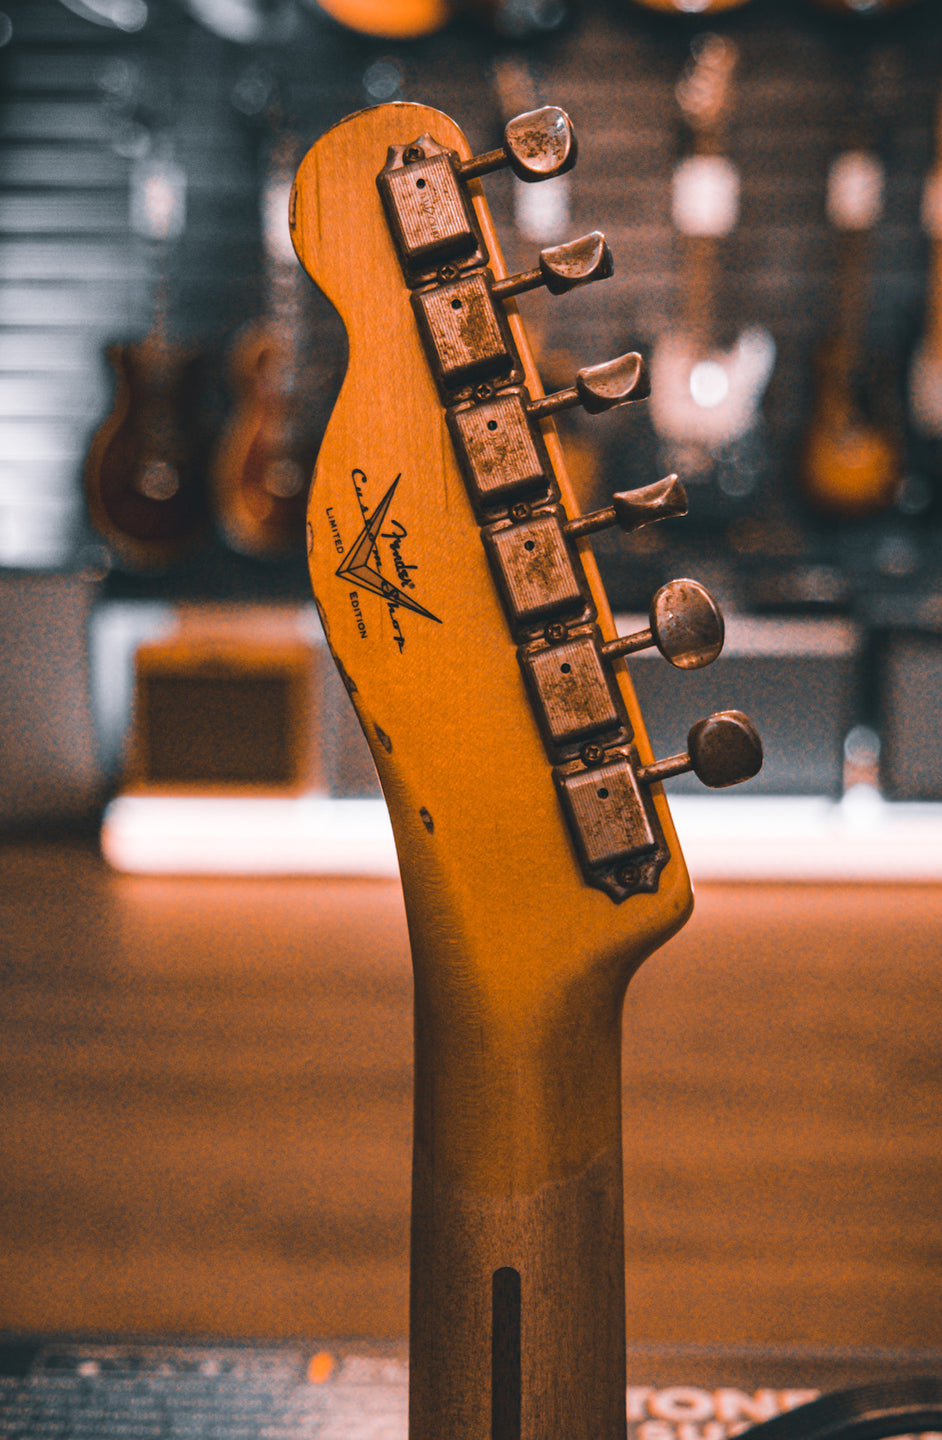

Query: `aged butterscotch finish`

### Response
(290, 102, 759, 1440)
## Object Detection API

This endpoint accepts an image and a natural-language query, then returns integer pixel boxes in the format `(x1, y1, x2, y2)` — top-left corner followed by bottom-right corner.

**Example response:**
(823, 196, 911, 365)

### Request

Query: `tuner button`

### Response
(636, 711, 763, 790)
(649, 579, 724, 670)
(503, 106, 577, 181)
(611, 474, 688, 530)
(688, 711, 763, 788)
(528, 351, 651, 421)
(540, 232, 613, 293)
(600, 579, 723, 671)
(490, 232, 613, 302)
(563, 474, 688, 540)
(576, 352, 651, 413)
(457, 106, 577, 183)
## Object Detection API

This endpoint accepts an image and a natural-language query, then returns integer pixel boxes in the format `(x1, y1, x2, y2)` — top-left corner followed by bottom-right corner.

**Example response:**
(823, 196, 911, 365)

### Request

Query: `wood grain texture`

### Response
(289, 101, 694, 1437)
(0, 842, 940, 1353)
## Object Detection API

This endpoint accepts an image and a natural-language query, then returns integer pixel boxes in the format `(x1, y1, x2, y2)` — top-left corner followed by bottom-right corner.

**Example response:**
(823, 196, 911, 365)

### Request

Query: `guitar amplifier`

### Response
(879, 630, 942, 801)
(125, 607, 323, 794)
(0, 571, 104, 827)
(624, 615, 861, 797)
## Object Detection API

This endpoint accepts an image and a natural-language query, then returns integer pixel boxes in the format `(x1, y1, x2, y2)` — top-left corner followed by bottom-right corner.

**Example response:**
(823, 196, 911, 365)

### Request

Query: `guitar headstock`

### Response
(289, 102, 760, 996)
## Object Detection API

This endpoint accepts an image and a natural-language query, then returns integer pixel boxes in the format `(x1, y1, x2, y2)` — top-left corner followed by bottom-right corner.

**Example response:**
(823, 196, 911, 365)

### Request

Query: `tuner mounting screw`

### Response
(474, 383, 494, 401)
(580, 742, 605, 767)
(545, 621, 568, 643)
(403, 145, 424, 164)
(617, 862, 642, 889)
(438, 264, 458, 283)
(510, 502, 530, 521)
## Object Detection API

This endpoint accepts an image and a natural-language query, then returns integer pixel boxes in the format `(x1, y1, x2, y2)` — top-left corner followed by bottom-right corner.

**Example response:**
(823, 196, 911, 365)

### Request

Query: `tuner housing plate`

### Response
(483, 507, 592, 634)
(554, 745, 670, 902)
(412, 272, 519, 393)
(521, 627, 626, 754)
(448, 390, 555, 512)
(377, 135, 487, 283)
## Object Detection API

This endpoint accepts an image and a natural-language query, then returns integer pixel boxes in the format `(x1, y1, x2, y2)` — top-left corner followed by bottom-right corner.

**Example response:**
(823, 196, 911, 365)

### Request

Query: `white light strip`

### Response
(102, 795, 398, 877)
(102, 790, 942, 883)
(671, 789, 942, 883)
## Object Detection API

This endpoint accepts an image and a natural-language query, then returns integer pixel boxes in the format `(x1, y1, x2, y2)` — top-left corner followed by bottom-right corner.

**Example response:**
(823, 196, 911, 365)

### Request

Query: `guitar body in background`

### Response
(85, 329, 205, 570)
(802, 148, 902, 519)
(650, 36, 776, 515)
(211, 143, 328, 558)
(804, 0, 918, 14)
(906, 95, 942, 515)
(84, 147, 208, 570)
(624, 0, 752, 14)
(291, 101, 761, 1440)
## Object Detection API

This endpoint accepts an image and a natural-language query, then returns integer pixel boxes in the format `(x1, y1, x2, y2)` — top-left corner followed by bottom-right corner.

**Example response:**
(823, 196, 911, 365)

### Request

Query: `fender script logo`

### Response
(335, 470, 440, 650)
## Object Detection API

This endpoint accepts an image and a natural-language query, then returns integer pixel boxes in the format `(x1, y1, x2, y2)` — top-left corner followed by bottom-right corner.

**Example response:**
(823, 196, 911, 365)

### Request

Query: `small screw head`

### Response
(510, 501, 530, 521)
(438, 264, 458, 283)
(617, 862, 642, 889)
(545, 621, 568, 643)
(403, 145, 424, 164)
(580, 743, 605, 767)
(474, 383, 494, 401)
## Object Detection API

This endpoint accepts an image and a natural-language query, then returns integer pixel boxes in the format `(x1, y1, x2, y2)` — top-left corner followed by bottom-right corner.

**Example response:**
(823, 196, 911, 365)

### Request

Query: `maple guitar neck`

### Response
(291, 102, 761, 1440)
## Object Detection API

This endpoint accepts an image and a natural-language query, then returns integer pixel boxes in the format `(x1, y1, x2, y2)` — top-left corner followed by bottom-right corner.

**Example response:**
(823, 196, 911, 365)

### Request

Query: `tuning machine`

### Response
(413, 256, 628, 399)
(519, 578, 727, 754)
(556, 712, 763, 899)
(601, 579, 724, 671)
(563, 474, 688, 538)
(377, 107, 577, 283)
(491, 233, 613, 300)
(636, 710, 763, 790)
(529, 351, 651, 418)
(457, 106, 576, 183)
(481, 490, 699, 633)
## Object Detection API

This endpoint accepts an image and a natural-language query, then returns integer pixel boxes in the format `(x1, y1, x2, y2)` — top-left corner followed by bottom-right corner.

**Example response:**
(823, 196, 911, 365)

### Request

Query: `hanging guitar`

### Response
(907, 86, 942, 496)
(211, 134, 328, 558)
(290, 102, 762, 1440)
(649, 36, 776, 512)
(801, 147, 902, 518)
(84, 146, 207, 570)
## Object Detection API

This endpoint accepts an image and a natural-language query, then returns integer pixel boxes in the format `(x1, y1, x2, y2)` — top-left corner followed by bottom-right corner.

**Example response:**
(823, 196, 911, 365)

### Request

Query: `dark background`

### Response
(2, 0, 942, 616)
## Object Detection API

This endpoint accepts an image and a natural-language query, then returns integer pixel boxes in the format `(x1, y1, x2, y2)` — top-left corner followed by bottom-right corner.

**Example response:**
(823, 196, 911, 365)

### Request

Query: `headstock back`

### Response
(289, 102, 759, 1018)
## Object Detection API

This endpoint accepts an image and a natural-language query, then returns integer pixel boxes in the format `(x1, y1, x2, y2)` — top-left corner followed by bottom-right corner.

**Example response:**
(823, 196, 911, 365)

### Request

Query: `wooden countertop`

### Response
(1, 838, 939, 1349)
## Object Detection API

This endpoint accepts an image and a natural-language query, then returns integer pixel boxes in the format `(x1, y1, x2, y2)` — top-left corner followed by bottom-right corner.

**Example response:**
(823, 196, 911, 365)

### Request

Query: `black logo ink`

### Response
(336, 470, 440, 651)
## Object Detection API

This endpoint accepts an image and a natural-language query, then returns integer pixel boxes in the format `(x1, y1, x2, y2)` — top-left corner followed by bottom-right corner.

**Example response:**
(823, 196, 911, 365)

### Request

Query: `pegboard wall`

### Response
(1, 0, 941, 626)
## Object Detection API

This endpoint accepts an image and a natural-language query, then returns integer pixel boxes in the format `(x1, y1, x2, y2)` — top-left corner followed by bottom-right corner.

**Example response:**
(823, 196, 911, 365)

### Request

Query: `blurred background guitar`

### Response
(210, 133, 325, 558)
(908, 90, 942, 460)
(83, 143, 207, 570)
(649, 35, 776, 513)
(801, 145, 902, 518)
